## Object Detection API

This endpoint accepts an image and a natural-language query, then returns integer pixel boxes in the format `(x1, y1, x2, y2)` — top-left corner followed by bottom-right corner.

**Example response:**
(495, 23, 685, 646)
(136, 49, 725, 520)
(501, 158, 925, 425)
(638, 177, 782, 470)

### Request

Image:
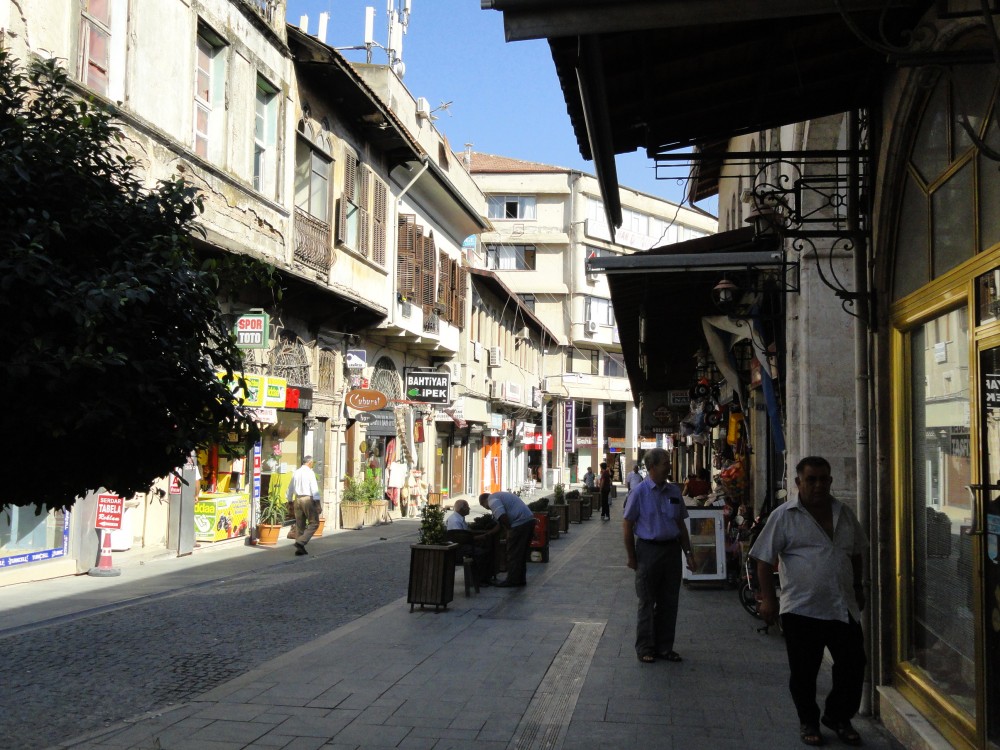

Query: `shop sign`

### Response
(404, 370, 450, 404)
(505, 382, 522, 403)
(249, 407, 277, 424)
(435, 398, 465, 422)
(608, 437, 625, 449)
(251, 441, 262, 513)
(194, 495, 250, 542)
(346, 349, 367, 369)
(414, 419, 425, 443)
(345, 388, 388, 412)
(640, 439, 658, 449)
(365, 409, 396, 436)
(95, 493, 124, 530)
(986, 373, 1000, 406)
(532, 387, 542, 409)
(234, 312, 270, 349)
(263, 377, 287, 408)
(667, 391, 689, 407)
(490, 413, 503, 430)
(217, 371, 265, 407)
(284, 386, 313, 412)
(169, 474, 182, 495)
(576, 435, 593, 446)
(353, 411, 374, 424)
(653, 402, 673, 423)
(524, 431, 553, 450)
(564, 400, 576, 453)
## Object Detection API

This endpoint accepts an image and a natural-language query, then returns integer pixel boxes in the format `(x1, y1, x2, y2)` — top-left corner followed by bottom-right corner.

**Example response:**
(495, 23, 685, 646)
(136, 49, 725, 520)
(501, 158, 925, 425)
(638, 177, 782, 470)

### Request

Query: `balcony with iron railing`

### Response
(294, 207, 333, 272)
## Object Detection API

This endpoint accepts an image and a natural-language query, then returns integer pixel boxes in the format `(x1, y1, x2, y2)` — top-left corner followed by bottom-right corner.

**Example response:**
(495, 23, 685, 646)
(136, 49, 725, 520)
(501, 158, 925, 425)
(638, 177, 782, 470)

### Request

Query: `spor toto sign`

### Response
(345, 389, 388, 412)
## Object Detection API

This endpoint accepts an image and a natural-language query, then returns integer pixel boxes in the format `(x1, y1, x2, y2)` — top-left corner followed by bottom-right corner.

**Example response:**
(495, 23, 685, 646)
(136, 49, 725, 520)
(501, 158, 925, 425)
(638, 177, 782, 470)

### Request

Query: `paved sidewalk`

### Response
(40, 513, 902, 750)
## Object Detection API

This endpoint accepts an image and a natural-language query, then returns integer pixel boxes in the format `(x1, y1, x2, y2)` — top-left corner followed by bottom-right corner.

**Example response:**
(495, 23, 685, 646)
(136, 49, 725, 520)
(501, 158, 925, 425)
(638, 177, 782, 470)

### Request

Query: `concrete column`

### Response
(625, 402, 639, 464)
(595, 401, 605, 468)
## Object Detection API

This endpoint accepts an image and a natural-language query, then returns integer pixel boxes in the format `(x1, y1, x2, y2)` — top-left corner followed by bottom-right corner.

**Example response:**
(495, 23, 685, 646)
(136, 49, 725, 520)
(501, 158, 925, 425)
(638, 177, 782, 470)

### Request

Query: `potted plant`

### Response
(362, 474, 386, 526)
(257, 475, 286, 545)
(340, 475, 367, 530)
(549, 483, 568, 539)
(407, 503, 458, 611)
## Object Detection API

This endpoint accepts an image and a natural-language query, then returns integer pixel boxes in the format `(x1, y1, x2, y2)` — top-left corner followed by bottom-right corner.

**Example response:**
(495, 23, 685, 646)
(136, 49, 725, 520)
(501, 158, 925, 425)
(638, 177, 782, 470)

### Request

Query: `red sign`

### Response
(95, 493, 124, 530)
(168, 475, 182, 495)
(345, 389, 389, 412)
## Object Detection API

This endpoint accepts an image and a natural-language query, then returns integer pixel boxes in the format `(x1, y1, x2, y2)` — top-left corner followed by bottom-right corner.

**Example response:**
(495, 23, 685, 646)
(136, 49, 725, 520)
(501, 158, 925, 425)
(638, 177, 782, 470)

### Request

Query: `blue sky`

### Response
(287, 0, 711, 212)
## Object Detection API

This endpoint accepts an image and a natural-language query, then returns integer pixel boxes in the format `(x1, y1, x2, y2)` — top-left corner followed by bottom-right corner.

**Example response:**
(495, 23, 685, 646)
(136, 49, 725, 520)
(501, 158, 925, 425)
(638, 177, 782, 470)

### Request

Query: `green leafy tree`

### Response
(0, 53, 278, 512)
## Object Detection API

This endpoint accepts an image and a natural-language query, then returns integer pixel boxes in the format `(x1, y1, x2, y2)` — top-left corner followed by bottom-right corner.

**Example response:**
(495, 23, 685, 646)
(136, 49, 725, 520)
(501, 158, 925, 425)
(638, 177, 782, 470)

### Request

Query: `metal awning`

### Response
(584, 227, 782, 401)
(483, 1, 933, 226)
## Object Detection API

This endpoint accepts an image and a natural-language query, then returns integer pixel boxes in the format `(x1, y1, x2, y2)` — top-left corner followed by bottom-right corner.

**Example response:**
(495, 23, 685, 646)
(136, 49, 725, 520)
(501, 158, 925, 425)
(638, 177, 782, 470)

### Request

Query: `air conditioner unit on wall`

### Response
(586, 320, 599, 334)
(488, 346, 502, 367)
(586, 273, 598, 283)
(416, 97, 431, 120)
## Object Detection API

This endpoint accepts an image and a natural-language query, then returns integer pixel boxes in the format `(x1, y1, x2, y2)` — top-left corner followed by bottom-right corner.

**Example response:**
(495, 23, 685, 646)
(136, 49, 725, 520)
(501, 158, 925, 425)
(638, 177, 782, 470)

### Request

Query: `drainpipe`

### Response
(395, 156, 429, 201)
(849, 109, 874, 716)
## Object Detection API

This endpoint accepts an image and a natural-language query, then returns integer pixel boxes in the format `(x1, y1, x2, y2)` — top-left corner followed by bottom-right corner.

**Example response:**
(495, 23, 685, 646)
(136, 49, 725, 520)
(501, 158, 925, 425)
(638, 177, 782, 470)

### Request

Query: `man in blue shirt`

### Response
(479, 491, 537, 587)
(623, 448, 695, 663)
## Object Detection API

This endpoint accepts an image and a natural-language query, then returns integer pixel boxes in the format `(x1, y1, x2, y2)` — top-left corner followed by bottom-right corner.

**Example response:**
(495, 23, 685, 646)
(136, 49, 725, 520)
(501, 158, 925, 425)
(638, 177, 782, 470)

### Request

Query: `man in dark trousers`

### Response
(750, 456, 868, 747)
(599, 462, 613, 521)
(479, 491, 537, 587)
(623, 448, 695, 664)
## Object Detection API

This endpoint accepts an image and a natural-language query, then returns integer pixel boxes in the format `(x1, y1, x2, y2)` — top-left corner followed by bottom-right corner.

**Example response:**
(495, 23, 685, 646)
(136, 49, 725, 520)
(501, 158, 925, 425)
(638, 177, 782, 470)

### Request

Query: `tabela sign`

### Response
(404, 370, 450, 404)
(95, 493, 124, 530)
(345, 389, 388, 412)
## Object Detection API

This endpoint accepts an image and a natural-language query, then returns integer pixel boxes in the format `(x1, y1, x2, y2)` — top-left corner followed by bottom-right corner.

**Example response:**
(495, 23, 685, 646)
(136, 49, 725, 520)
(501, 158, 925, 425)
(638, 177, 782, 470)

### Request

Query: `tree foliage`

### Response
(0, 52, 277, 512)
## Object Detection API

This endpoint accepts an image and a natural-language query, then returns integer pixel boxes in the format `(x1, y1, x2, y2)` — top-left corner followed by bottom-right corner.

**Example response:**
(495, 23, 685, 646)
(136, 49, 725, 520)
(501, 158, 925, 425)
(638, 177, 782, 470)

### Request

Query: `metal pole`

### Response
(541, 395, 548, 491)
(849, 109, 874, 715)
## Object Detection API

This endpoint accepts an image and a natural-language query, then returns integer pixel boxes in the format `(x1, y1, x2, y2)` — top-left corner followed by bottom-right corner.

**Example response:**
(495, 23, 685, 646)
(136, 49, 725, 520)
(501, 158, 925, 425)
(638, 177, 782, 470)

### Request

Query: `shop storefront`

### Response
(885, 41, 1000, 748)
(0, 507, 69, 571)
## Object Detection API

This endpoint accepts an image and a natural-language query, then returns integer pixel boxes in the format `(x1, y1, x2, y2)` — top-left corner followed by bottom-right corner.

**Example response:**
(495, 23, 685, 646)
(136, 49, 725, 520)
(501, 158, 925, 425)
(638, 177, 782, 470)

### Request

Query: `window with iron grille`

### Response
(317, 348, 337, 394)
(269, 331, 311, 387)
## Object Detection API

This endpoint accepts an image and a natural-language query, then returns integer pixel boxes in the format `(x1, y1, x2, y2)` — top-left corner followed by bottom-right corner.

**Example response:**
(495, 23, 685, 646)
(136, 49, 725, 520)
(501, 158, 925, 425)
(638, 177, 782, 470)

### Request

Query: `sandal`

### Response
(659, 651, 682, 662)
(821, 716, 862, 746)
(637, 653, 655, 664)
(800, 723, 824, 746)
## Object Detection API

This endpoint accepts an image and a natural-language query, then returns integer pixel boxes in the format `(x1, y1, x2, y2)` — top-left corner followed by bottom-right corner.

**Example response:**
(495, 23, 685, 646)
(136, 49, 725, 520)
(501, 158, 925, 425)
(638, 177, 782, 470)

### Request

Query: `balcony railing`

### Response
(239, 0, 279, 24)
(423, 308, 440, 334)
(294, 207, 332, 272)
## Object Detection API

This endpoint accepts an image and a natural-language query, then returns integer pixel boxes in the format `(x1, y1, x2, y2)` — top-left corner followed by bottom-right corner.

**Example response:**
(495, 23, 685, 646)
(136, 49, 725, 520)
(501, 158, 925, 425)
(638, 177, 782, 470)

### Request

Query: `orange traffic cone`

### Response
(88, 529, 121, 577)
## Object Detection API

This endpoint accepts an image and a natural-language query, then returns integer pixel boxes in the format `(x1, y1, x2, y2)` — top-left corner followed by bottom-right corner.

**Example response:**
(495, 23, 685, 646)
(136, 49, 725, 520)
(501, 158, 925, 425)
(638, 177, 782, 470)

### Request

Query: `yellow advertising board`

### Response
(216, 371, 266, 408)
(263, 376, 286, 407)
(193, 494, 250, 542)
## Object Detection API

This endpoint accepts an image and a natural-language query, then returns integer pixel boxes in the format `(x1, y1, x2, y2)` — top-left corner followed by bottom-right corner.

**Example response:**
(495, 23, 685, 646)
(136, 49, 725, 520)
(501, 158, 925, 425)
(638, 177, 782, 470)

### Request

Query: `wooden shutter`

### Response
(397, 214, 416, 298)
(413, 227, 425, 303)
(337, 155, 358, 246)
(372, 176, 387, 266)
(419, 230, 434, 313)
(455, 263, 467, 328)
(437, 250, 451, 319)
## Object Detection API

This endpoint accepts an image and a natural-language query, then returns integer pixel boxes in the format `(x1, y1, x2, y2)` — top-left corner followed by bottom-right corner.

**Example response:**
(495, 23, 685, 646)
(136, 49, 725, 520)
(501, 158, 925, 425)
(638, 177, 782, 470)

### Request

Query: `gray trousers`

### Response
(293, 495, 320, 546)
(634, 539, 683, 657)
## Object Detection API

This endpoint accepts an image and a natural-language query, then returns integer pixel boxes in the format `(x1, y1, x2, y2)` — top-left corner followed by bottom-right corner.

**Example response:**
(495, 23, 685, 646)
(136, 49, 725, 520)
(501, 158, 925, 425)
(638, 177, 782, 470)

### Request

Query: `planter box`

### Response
(340, 501, 365, 530)
(530, 513, 549, 563)
(589, 490, 600, 511)
(407, 543, 458, 611)
(554, 506, 570, 532)
(566, 498, 582, 524)
(581, 498, 593, 521)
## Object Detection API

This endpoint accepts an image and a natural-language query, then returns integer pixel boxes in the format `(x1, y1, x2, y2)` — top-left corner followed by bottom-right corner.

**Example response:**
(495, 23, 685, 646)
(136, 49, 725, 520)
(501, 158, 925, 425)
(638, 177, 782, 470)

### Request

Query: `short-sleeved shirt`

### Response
(622, 478, 689, 541)
(749, 496, 868, 623)
(445, 511, 470, 532)
(487, 491, 535, 528)
(626, 471, 644, 492)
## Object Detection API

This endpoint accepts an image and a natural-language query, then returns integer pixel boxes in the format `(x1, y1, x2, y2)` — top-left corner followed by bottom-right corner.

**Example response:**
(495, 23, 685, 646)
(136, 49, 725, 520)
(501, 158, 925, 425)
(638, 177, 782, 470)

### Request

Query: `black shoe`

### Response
(294, 542, 308, 556)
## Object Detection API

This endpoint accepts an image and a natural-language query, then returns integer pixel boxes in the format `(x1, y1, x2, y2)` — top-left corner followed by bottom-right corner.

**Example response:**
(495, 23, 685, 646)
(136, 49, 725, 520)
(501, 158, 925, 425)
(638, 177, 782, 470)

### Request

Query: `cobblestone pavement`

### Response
(0, 525, 417, 750)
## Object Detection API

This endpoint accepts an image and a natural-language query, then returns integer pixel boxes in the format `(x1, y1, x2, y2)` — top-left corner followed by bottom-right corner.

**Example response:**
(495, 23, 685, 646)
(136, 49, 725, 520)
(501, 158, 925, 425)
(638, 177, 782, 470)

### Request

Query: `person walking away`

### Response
(445, 499, 496, 586)
(625, 463, 644, 505)
(286, 456, 320, 556)
(599, 462, 613, 521)
(749, 456, 867, 747)
(622, 448, 695, 663)
(479, 491, 537, 587)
